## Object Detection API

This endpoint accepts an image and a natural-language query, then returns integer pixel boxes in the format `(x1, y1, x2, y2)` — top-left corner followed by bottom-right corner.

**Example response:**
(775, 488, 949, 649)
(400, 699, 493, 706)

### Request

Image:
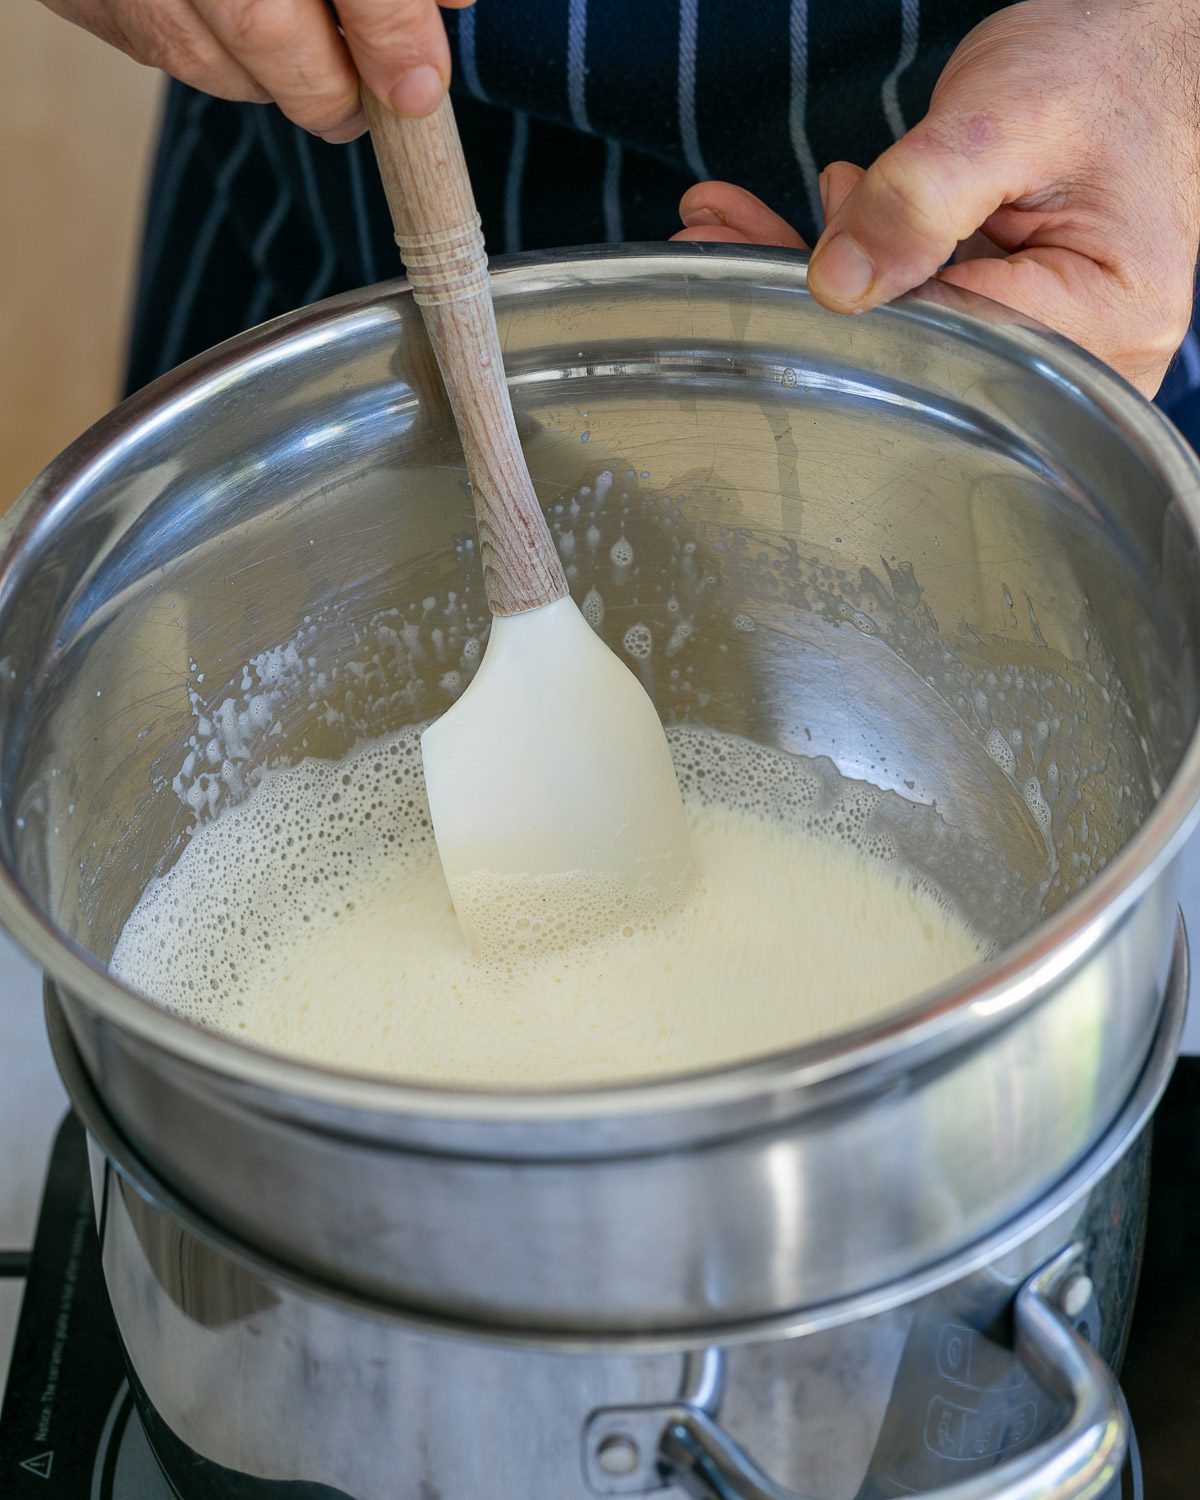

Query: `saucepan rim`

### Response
(2, 242, 1198, 1124)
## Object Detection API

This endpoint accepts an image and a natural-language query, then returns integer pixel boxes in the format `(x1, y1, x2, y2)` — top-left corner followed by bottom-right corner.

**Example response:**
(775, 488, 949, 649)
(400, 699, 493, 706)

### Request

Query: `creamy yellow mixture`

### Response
(111, 725, 987, 1087)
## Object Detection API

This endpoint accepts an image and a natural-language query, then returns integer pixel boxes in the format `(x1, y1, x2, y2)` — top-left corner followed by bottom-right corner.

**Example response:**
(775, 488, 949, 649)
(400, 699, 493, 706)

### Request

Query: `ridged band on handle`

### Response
(362, 90, 568, 616)
(398, 220, 490, 307)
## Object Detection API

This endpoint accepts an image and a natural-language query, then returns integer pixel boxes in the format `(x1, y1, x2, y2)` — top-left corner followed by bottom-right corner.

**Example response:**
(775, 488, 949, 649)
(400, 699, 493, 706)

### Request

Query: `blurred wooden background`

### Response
(1, 6, 161, 508)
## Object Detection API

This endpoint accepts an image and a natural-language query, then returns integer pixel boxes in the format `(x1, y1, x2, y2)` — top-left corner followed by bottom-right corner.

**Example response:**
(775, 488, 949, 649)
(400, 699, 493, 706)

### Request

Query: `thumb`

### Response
(809, 101, 1040, 312)
(337, 0, 456, 118)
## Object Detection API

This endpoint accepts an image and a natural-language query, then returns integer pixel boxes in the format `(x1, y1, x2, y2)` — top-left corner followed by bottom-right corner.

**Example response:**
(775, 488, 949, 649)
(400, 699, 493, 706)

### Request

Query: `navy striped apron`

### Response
(124, 0, 1200, 446)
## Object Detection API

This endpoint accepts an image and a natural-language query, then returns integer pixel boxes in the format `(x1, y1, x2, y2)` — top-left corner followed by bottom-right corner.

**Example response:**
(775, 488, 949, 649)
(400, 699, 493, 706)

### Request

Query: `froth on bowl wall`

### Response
(1, 276, 1193, 1034)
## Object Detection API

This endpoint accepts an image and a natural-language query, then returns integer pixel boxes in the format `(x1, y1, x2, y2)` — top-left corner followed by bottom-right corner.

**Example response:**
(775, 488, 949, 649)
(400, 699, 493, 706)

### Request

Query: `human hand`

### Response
(36, 0, 475, 140)
(674, 0, 1200, 396)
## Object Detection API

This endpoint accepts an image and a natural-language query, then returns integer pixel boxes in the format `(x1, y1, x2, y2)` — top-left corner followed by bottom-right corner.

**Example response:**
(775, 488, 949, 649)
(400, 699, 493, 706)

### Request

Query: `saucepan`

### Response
(1, 245, 1199, 1496)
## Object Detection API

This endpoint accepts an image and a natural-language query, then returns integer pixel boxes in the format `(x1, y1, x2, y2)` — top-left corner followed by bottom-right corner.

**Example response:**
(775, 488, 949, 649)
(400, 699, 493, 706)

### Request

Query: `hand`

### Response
(675, 0, 1200, 396)
(36, 0, 475, 139)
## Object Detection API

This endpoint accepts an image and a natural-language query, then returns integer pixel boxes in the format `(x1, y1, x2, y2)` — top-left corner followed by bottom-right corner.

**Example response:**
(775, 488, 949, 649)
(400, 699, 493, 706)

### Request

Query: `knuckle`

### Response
(923, 109, 998, 162)
(283, 63, 360, 128)
(119, 1, 267, 97)
(869, 149, 955, 246)
(273, 58, 356, 121)
(132, 12, 218, 78)
(212, 0, 296, 54)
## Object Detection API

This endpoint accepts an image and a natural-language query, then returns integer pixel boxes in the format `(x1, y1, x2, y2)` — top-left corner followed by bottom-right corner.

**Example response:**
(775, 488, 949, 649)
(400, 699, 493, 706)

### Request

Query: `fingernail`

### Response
(681, 207, 725, 228)
(818, 171, 829, 219)
(319, 112, 368, 145)
(390, 64, 445, 118)
(809, 232, 874, 305)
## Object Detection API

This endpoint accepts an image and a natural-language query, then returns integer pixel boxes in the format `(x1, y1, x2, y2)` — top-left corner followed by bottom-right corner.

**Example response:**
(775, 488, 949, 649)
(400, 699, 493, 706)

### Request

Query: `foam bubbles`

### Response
(622, 624, 653, 660)
(983, 729, 1016, 777)
(610, 535, 634, 586)
(665, 620, 694, 657)
(111, 725, 987, 1088)
(114, 727, 434, 1016)
(581, 586, 605, 631)
(1023, 776, 1052, 838)
(454, 865, 687, 964)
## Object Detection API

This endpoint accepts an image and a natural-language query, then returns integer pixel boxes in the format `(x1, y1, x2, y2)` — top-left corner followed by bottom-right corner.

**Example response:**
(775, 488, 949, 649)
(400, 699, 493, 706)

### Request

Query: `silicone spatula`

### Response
(363, 92, 691, 949)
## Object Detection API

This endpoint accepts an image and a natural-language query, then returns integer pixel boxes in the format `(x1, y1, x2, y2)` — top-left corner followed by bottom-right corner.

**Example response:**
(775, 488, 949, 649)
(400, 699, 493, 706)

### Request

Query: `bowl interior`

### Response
(3, 247, 1199, 1056)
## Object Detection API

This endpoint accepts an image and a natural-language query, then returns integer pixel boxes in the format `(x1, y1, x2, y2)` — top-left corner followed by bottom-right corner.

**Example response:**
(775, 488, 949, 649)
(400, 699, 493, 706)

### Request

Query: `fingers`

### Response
(44, 0, 475, 127)
(108, 0, 270, 102)
(335, 0, 455, 118)
(189, 0, 364, 138)
(810, 125, 1028, 312)
(805, 53, 1067, 315)
(678, 182, 808, 249)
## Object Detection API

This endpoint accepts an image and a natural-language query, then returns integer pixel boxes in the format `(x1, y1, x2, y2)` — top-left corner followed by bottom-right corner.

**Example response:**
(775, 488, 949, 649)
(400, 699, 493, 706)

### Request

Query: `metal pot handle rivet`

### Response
(596, 1436, 643, 1478)
(584, 1245, 1124, 1499)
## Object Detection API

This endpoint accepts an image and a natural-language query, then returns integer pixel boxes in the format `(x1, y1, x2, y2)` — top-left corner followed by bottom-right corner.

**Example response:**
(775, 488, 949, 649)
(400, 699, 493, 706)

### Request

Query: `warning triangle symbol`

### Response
(18, 1451, 53, 1479)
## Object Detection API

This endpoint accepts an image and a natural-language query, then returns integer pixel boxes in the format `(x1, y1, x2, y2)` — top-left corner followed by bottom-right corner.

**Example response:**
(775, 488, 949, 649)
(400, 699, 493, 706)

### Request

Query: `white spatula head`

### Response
(421, 597, 692, 951)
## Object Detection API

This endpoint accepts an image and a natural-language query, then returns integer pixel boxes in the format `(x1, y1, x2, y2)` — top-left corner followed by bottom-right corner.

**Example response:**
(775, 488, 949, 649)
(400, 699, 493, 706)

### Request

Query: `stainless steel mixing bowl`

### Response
(2, 245, 1199, 1334)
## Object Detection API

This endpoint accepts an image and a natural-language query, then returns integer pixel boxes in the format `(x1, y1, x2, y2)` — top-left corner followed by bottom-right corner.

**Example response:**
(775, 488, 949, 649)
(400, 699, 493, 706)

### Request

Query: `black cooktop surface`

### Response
(3, 1063, 1199, 1498)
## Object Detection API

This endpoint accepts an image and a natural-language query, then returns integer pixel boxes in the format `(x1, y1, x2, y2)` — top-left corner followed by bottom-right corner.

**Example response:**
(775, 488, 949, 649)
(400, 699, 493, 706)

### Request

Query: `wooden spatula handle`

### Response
(363, 91, 568, 616)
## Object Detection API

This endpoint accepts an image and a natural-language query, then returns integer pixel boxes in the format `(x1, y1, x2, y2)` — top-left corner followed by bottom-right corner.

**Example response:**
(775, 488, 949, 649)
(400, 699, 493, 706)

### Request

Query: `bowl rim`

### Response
(3, 241, 1199, 1128)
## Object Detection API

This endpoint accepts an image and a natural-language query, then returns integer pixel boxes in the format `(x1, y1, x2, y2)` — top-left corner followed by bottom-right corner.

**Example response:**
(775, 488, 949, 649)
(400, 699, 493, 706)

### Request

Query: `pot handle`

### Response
(585, 1247, 1124, 1500)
